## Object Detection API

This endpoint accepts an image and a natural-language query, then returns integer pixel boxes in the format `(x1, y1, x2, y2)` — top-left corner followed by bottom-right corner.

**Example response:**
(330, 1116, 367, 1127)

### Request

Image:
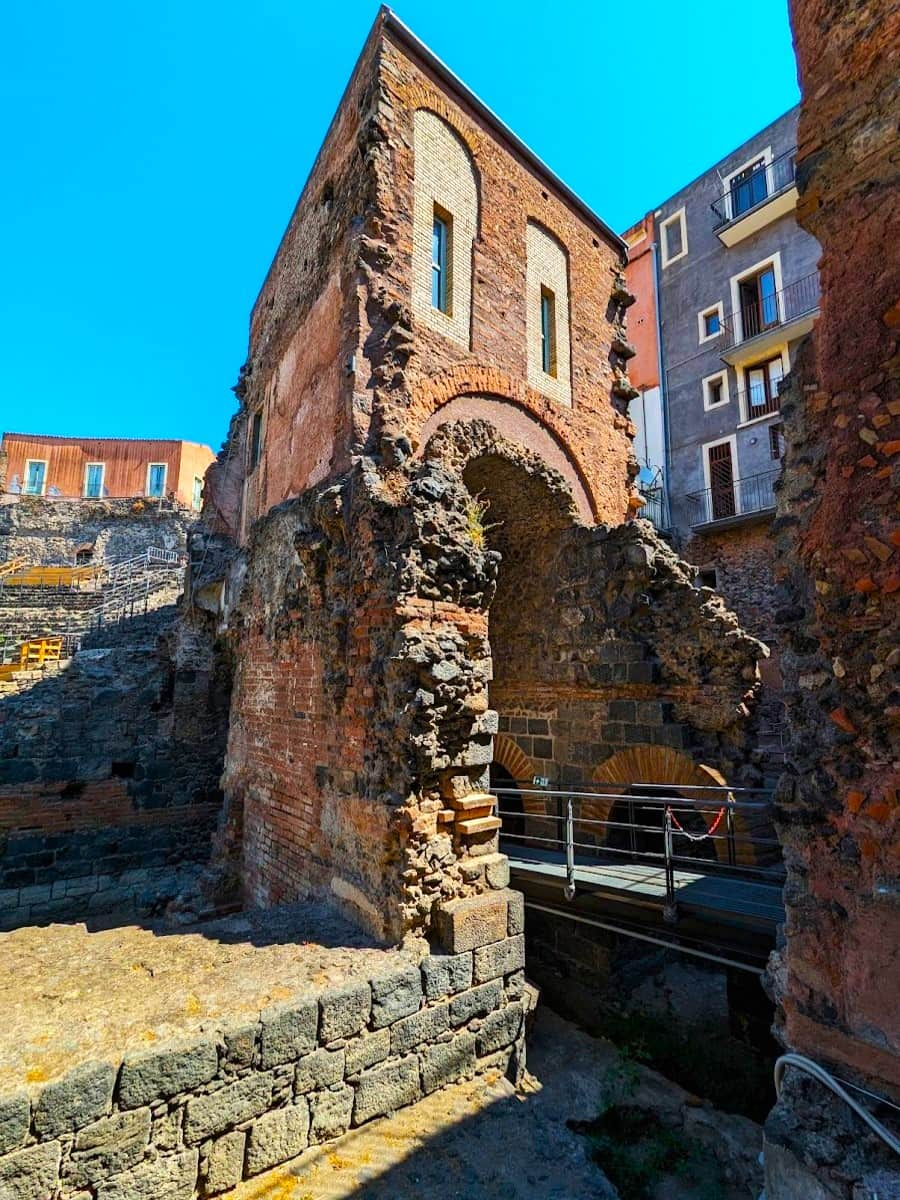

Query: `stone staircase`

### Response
(0, 551, 184, 654)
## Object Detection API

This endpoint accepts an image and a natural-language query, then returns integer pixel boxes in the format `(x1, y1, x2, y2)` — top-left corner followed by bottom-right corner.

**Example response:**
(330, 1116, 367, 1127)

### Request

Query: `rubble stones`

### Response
(33, 1062, 115, 1138)
(0, 1093, 28, 1156)
(369, 966, 423, 1028)
(119, 1039, 219, 1108)
(319, 982, 372, 1042)
(244, 1101, 310, 1175)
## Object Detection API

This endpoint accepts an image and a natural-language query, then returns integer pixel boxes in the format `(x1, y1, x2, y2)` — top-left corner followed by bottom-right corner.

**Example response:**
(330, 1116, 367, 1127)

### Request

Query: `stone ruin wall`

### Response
(763, 0, 900, 1195)
(207, 18, 768, 947)
(0, 495, 199, 566)
(0, 611, 231, 931)
(0, 897, 527, 1199)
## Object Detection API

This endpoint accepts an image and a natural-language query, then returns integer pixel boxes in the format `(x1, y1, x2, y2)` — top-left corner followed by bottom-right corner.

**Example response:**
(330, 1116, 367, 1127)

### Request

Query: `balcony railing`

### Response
(636, 486, 671, 533)
(711, 148, 797, 229)
(685, 467, 780, 529)
(736, 384, 781, 420)
(722, 272, 820, 350)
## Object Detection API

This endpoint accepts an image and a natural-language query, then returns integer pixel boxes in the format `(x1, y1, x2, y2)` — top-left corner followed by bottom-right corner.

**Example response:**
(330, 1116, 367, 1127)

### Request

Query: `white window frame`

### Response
(728, 251, 784, 344)
(659, 207, 688, 267)
(146, 462, 168, 498)
(722, 145, 774, 222)
(737, 343, 791, 425)
(697, 301, 725, 344)
(24, 459, 48, 495)
(702, 369, 730, 411)
(83, 461, 105, 498)
(702, 434, 741, 515)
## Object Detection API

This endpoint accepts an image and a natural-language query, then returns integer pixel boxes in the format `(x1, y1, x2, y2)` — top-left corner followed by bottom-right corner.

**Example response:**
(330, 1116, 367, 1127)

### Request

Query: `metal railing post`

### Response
(564, 796, 576, 902)
(726, 803, 737, 868)
(663, 807, 678, 924)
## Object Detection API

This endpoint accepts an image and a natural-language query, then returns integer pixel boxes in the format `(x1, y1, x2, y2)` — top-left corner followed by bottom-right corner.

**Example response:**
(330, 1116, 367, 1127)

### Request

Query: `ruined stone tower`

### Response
(202, 8, 764, 945)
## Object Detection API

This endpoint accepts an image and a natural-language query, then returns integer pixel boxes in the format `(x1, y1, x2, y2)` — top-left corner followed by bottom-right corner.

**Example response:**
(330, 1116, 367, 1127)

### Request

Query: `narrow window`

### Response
(84, 463, 104, 498)
(708, 378, 723, 407)
(744, 353, 784, 417)
(770, 423, 785, 460)
(703, 309, 720, 337)
(24, 460, 47, 495)
(192, 476, 203, 510)
(730, 157, 768, 217)
(250, 410, 263, 470)
(431, 209, 451, 313)
(708, 442, 736, 521)
(739, 264, 779, 339)
(540, 286, 557, 376)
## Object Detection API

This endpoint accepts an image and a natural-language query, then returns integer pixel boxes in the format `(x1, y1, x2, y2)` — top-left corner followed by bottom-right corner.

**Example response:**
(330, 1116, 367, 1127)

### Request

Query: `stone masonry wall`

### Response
(0, 611, 230, 930)
(0, 495, 197, 565)
(763, 0, 900, 1195)
(0, 894, 527, 1200)
(682, 522, 779, 647)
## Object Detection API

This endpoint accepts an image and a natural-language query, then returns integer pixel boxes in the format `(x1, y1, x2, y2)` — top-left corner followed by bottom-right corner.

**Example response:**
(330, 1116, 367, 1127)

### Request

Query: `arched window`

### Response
(412, 111, 479, 347)
(526, 222, 572, 405)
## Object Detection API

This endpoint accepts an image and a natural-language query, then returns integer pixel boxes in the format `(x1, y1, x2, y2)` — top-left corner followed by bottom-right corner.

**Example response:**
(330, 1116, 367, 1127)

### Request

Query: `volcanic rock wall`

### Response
(0, 610, 231, 929)
(764, 0, 900, 1194)
(0, 495, 197, 565)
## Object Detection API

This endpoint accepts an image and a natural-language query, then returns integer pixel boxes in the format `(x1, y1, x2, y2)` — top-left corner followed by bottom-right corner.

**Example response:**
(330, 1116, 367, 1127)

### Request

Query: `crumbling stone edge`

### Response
(0, 891, 527, 1200)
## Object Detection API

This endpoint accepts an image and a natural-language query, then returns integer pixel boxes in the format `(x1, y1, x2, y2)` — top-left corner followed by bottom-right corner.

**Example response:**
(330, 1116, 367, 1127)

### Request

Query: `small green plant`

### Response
(463, 492, 500, 549)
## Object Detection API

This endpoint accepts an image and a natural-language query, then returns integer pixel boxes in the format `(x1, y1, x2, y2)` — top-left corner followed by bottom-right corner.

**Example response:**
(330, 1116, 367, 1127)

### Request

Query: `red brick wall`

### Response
(370, 30, 633, 524)
(772, 0, 900, 1106)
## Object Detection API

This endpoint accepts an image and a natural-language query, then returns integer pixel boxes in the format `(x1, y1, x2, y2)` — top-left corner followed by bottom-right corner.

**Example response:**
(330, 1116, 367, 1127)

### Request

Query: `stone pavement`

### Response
(223, 1007, 761, 1200)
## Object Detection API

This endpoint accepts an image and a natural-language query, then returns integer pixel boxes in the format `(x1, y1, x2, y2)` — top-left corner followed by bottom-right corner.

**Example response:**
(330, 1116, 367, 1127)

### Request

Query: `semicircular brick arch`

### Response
(491, 734, 543, 815)
(416, 385, 595, 523)
(587, 746, 756, 866)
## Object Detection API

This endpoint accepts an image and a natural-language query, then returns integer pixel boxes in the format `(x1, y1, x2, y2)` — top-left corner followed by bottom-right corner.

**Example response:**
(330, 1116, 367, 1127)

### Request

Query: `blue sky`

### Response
(2, 1, 799, 451)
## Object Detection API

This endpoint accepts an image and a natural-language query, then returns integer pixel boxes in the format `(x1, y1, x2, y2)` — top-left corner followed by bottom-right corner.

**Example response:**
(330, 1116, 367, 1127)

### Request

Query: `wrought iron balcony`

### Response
(721, 272, 820, 361)
(711, 148, 798, 230)
(736, 384, 781, 421)
(684, 467, 781, 530)
(635, 486, 670, 533)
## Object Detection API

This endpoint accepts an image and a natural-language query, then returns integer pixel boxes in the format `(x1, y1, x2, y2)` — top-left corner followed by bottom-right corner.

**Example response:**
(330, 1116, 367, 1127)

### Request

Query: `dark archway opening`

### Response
(604, 786, 718, 866)
(490, 761, 524, 839)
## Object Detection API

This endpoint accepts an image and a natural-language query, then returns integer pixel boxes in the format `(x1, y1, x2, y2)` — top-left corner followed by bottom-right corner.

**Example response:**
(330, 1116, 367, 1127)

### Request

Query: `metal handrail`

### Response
(491, 783, 782, 919)
(711, 147, 797, 228)
(683, 467, 781, 529)
(721, 272, 819, 349)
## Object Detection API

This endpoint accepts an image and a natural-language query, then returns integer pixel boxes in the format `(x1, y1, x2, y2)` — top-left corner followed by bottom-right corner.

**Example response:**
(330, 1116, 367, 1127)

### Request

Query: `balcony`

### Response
(711, 148, 798, 246)
(720, 272, 820, 366)
(635, 486, 671, 533)
(685, 467, 780, 531)
(736, 384, 780, 423)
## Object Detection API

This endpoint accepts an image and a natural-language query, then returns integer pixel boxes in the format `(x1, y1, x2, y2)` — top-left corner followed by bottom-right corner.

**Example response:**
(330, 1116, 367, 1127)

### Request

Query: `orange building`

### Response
(0, 433, 215, 509)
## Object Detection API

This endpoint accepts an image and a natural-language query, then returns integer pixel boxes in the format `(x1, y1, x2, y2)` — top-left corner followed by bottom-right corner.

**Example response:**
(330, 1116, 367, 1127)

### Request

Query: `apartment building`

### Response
(0, 432, 215, 509)
(626, 107, 821, 642)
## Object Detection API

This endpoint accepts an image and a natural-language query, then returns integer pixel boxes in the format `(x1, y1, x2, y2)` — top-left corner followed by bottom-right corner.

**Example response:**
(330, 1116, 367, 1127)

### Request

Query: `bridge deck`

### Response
(507, 845, 784, 927)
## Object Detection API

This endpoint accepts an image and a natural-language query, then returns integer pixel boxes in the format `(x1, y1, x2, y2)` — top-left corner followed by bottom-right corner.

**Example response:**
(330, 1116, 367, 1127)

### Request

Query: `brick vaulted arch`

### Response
(413, 365, 597, 522)
(587, 746, 757, 866)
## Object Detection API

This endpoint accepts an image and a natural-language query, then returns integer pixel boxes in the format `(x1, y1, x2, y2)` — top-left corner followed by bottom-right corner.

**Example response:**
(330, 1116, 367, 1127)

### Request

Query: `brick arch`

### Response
(405, 88, 483, 160)
(491, 735, 543, 816)
(412, 364, 597, 521)
(586, 746, 756, 866)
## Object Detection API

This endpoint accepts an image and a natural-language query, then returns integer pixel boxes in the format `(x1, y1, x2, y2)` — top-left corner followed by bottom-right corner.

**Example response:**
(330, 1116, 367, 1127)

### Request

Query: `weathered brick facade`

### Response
(763, 0, 900, 1194)
(206, 10, 766, 949)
